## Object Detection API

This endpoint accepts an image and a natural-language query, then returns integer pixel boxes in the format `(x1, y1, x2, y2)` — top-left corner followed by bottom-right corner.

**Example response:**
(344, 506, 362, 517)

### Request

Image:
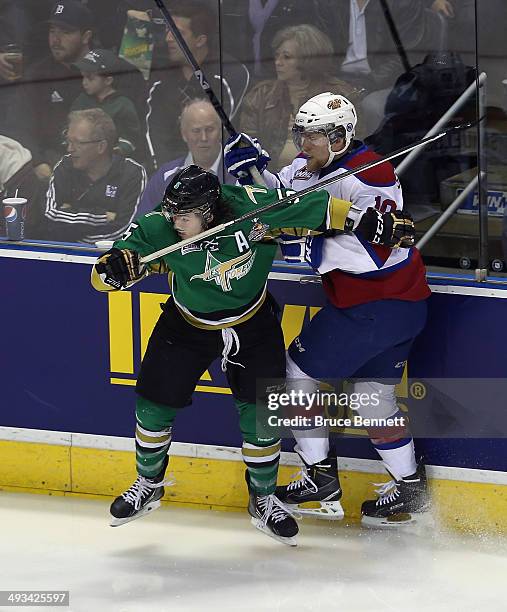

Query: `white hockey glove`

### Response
(278, 233, 325, 270)
(224, 132, 271, 185)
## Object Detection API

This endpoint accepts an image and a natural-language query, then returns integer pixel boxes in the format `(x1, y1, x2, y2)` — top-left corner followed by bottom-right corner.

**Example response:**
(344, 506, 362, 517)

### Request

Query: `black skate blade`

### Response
(292, 500, 345, 521)
(361, 511, 416, 529)
(250, 518, 298, 547)
(110, 499, 162, 527)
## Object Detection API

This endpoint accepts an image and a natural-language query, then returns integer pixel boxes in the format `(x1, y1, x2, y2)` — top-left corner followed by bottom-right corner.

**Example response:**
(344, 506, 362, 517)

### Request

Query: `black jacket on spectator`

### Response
(146, 54, 249, 169)
(43, 154, 146, 244)
(11, 55, 83, 168)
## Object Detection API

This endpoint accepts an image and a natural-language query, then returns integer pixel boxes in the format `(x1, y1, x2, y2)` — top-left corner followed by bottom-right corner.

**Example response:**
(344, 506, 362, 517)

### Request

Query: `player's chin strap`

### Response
(322, 136, 350, 168)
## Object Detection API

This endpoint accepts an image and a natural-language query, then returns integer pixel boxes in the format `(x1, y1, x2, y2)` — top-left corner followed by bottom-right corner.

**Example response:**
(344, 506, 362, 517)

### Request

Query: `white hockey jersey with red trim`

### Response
(262, 142, 431, 307)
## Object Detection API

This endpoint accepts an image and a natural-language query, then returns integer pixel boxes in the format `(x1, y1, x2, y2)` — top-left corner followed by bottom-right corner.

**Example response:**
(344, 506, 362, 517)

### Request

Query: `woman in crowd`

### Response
(240, 24, 361, 171)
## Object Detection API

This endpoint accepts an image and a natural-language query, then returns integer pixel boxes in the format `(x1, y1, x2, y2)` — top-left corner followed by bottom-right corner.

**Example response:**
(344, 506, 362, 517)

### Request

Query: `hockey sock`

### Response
(236, 400, 281, 495)
(292, 426, 330, 465)
(371, 437, 417, 480)
(135, 396, 178, 479)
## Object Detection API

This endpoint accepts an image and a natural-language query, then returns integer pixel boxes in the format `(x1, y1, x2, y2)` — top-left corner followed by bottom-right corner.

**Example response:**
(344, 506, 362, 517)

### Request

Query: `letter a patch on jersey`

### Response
(234, 230, 250, 252)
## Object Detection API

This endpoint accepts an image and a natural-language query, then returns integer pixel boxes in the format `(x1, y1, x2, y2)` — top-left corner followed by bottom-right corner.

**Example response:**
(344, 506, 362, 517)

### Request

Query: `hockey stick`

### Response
(379, 0, 411, 73)
(140, 121, 475, 264)
(152, 0, 265, 186)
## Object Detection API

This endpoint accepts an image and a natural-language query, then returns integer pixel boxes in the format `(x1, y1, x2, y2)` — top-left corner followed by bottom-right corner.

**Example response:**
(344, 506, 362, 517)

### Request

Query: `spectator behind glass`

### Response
(138, 98, 235, 216)
(71, 49, 142, 158)
(0, 135, 43, 239)
(240, 24, 361, 171)
(305, 0, 435, 135)
(9, 0, 94, 183)
(367, 50, 475, 208)
(42, 108, 146, 244)
(145, 0, 250, 170)
(0, 0, 53, 81)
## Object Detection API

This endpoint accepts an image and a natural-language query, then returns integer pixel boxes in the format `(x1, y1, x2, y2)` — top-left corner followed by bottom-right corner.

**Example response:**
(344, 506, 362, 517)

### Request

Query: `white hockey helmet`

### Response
(292, 92, 357, 165)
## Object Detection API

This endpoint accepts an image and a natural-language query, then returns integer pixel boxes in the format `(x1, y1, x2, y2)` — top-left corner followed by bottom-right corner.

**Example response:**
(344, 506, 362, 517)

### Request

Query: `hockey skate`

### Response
(246, 471, 299, 546)
(275, 454, 344, 520)
(110, 457, 173, 527)
(361, 464, 431, 528)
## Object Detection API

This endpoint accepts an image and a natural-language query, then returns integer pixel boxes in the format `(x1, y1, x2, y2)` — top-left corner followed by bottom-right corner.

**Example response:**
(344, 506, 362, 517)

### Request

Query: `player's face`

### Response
(274, 39, 302, 83)
(301, 133, 347, 172)
(172, 212, 205, 239)
(49, 25, 89, 64)
(181, 106, 221, 167)
(299, 131, 330, 171)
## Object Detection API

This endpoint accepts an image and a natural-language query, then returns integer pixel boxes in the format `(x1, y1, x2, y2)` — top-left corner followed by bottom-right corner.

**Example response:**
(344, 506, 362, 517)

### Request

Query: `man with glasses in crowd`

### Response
(40, 108, 146, 244)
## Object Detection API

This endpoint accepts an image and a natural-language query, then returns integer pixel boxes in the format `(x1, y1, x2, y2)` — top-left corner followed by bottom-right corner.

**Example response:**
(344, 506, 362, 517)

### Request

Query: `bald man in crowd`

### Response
(138, 98, 235, 214)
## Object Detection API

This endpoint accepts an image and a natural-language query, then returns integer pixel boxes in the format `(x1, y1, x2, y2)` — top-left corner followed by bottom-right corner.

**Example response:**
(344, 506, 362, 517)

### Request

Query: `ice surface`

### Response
(0, 492, 505, 612)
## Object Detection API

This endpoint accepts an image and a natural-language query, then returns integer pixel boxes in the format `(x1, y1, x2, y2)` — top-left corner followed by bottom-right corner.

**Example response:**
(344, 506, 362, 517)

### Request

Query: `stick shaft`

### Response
(152, 0, 235, 135)
(151, 0, 265, 187)
(379, 0, 411, 72)
(140, 122, 473, 264)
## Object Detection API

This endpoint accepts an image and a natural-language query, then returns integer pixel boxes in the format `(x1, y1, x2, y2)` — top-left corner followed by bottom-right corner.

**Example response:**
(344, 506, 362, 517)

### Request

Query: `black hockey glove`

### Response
(95, 248, 145, 289)
(356, 208, 416, 248)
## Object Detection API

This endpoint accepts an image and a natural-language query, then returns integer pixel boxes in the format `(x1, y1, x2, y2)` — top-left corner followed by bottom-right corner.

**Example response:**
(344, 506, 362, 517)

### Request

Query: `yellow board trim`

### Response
(0, 440, 71, 491)
(0, 439, 505, 534)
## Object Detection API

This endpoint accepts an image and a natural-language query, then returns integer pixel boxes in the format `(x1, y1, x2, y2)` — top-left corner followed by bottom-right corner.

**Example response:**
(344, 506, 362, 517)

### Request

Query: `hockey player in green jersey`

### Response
(91, 164, 415, 545)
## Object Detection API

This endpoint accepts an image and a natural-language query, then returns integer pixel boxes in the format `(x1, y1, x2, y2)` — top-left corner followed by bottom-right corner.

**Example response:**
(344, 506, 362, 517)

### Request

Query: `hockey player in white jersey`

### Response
(224, 93, 431, 527)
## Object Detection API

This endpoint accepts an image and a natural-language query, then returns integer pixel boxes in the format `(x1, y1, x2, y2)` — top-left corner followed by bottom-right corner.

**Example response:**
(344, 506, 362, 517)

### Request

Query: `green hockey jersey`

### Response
(92, 184, 353, 328)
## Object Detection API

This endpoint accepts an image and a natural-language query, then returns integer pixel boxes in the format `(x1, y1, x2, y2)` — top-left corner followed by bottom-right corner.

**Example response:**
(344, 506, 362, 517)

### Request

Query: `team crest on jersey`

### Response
(190, 249, 256, 292)
(327, 98, 342, 110)
(293, 167, 314, 181)
(248, 218, 270, 242)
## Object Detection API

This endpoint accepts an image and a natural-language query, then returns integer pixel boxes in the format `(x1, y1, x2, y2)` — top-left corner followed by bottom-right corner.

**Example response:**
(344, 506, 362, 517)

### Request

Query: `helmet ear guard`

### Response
(326, 124, 347, 146)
